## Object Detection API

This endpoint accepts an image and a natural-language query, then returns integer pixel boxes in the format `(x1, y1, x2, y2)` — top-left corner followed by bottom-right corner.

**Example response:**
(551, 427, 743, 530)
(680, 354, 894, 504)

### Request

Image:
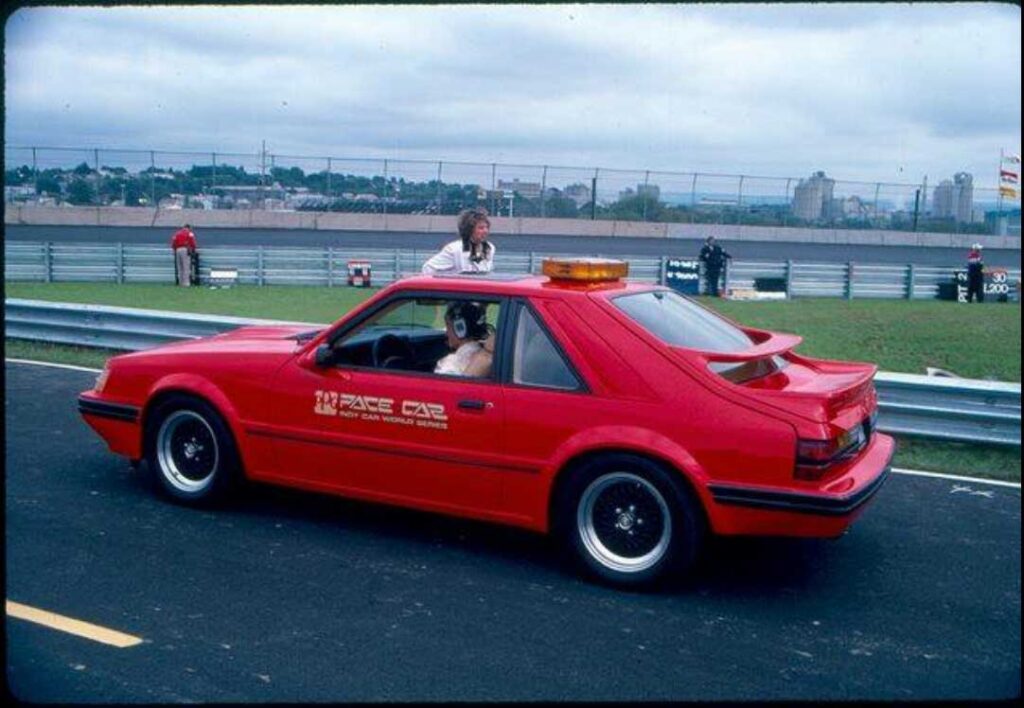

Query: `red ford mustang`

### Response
(79, 259, 893, 587)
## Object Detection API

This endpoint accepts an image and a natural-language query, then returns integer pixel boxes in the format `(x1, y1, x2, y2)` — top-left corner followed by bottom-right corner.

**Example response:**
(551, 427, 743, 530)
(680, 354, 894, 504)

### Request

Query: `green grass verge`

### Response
(5, 282, 377, 324)
(890, 437, 1020, 484)
(5, 338, 120, 370)
(5, 338, 1019, 484)
(6, 282, 1019, 381)
(703, 297, 1020, 382)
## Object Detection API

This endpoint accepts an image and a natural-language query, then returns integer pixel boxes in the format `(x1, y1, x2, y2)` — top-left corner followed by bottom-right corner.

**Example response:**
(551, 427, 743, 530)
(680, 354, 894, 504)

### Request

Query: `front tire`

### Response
(145, 395, 240, 505)
(555, 454, 705, 588)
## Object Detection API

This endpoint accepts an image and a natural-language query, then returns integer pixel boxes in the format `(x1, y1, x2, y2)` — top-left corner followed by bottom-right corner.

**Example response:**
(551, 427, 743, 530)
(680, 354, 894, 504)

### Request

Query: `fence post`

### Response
(258, 245, 265, 286)
(117, 243, 125, 284)
(44, 242, 53, 283)
(436, 161, 443, 214)
(659, 255, 667, 286)
(690, 173, 698, 222)
(327, 246, 334, 287)
(736, 174, 744, 226)
(846, 261, 854, 300)
(723, 260, 731, 296)
(642, 170, 650, 222)
(540, 166, 548, 218)
(528, 251, 535, 274)
(906, 263, 915, 300)
(393, 249, 400, 283)
(785, 259, 793, 298)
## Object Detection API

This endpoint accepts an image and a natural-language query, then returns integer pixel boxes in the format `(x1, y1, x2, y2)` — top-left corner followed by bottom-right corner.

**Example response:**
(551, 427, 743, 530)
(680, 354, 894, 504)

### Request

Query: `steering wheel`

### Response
(371, 333, 415, 370)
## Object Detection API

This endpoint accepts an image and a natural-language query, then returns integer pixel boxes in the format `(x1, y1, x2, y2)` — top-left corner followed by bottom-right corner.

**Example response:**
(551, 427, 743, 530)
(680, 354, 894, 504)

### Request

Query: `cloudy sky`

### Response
(4, 3, 1020, 187)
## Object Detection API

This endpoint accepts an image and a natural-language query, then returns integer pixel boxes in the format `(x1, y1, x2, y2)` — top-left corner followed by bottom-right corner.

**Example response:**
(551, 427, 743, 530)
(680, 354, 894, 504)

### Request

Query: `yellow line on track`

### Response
(6, 600, 143, 648)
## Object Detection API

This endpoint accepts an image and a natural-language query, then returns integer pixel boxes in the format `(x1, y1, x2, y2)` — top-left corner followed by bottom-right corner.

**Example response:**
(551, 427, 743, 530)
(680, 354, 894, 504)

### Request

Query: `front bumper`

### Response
(79, 392, 143, 459)
(705, 432, 895, 537)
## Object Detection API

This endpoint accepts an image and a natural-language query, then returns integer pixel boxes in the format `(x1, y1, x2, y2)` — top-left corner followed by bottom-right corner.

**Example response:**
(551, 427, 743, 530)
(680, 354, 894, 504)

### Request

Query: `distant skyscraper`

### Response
(791, 171, 834, 221)
(954, 172, 973, 224)
(933, 180, 955, 218)
(932, 172, 974, 223)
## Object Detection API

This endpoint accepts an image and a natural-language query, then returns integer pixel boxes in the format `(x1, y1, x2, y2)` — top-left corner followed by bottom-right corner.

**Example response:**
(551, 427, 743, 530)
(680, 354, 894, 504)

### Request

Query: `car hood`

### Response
(213, 324, 323, 342)
(111, 324, 323, 362)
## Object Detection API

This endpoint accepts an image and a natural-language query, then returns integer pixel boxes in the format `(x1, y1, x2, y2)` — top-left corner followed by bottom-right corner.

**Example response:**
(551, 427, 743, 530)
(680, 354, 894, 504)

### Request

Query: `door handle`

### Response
(458, 399, 490, 410)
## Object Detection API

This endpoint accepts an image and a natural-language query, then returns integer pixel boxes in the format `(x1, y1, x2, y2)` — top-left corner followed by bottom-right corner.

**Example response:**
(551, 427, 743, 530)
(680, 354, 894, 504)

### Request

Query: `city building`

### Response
(954, 172, 974, 223)
(933, 180, 954, 219)
(932, 172, 974, 223)
(212, 184, 287, 204)
(791, 171, 835, 221)
(836, 195, 870, 220)
(618, 183, 662, 202)
(563, 182, 592, 208)
(496, 179, 542, 199)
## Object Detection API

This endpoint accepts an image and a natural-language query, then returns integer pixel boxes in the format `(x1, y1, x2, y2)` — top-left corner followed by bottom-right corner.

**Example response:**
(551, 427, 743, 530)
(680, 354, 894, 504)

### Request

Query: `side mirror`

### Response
(314, 343, 334, 367)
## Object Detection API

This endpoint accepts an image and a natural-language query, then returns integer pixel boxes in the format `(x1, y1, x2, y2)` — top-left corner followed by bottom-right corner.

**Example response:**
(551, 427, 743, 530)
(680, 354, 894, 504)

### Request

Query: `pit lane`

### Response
(4, 361, 1020, 701)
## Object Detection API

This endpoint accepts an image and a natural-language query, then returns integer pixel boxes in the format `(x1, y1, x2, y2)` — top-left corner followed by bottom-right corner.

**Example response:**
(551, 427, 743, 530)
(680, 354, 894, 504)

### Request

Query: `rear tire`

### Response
(554, 453, 705, 588)
(145, 395, 240, 505)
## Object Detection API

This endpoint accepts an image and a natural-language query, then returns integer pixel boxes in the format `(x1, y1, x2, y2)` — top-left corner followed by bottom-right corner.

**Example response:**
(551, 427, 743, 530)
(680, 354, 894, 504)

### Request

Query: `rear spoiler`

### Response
(680, 330, 803, 363)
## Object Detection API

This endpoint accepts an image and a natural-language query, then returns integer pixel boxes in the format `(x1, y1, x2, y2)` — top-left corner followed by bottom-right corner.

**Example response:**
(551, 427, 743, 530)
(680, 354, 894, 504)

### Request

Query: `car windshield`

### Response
(612, 290, 754, 352)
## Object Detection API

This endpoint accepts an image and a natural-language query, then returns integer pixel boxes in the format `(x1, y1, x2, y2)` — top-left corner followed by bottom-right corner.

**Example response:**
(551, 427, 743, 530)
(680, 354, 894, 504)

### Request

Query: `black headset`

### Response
(446, 301, 487, 340)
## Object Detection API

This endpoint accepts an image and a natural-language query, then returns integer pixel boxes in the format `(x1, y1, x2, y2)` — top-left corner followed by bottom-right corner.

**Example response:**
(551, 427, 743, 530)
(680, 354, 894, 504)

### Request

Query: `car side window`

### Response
(331, 296, 500, 379)
(511, 306, 580, 390)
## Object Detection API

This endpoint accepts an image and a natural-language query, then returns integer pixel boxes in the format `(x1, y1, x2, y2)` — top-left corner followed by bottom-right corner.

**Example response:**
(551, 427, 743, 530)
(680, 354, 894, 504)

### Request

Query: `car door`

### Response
(496, 298, 594, 515)
(267, 292, 509, 518)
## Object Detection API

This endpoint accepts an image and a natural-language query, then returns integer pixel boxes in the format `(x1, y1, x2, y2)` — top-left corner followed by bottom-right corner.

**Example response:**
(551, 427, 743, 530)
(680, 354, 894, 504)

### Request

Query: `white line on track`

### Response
(5, 358, 1021, 490)
(5, 357, 102, 373)
(6, 600, 143, 648)
(891, 467, 1020, 489)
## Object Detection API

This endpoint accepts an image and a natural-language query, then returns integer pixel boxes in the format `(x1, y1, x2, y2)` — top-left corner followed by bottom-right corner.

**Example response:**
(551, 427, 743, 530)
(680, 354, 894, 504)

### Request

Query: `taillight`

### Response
(795, 424, 867, 480)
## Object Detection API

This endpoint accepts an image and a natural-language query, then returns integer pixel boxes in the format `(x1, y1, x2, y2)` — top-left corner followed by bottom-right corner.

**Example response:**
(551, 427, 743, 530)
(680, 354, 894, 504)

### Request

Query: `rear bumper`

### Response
(706, 433, 895, 537)
(79, 392, 143, 459)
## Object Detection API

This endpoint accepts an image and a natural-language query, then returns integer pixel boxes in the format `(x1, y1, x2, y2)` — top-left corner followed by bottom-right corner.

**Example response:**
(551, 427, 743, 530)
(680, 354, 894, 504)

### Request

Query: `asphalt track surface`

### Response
(4, 361, 1021, 701)
(6, 224, 1022, 268)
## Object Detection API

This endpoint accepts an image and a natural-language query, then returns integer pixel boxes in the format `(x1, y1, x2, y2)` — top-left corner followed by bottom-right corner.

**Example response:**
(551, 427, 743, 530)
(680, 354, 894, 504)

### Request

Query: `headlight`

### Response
(94, 366, 110, 393)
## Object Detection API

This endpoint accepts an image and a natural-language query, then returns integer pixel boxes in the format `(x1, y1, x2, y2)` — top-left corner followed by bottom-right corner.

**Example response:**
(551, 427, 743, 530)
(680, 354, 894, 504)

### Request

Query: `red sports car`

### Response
(79, 258, 893, 587)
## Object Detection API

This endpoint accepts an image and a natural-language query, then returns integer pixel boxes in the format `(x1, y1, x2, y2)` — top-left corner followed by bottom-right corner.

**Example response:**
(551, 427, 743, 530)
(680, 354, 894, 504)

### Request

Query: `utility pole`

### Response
(259, 140, 266, 207)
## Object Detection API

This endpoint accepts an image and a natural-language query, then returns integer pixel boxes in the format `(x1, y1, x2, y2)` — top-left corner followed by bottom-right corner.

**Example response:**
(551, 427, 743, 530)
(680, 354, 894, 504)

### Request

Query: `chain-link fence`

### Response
(4, 145, 1020, 237)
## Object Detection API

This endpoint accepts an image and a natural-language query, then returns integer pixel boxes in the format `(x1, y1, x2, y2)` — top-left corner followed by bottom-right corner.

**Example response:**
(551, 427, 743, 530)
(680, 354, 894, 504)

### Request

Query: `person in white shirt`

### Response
(434, 301, 494, 378)
(421, 207, 496, 274)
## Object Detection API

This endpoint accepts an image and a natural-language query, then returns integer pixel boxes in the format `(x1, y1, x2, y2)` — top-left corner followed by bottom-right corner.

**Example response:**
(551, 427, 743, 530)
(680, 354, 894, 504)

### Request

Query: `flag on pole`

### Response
(999, 185, 1019, 199)
(1003, 153, 1021, 164)
(1001, 169, 1019, 184)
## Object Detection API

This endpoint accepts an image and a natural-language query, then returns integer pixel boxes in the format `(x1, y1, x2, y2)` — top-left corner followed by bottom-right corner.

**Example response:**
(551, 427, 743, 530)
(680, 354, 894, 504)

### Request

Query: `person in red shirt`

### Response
(171, 224, 197, 286)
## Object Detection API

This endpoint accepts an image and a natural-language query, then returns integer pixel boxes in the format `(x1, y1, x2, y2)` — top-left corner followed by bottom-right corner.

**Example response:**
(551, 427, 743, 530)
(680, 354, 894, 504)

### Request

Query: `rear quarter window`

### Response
(613, 290, 787, 383)
(612, 290, 753, 352)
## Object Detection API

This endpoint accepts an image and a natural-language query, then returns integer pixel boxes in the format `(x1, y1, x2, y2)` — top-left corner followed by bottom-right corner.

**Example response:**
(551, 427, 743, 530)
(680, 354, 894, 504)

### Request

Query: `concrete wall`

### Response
(4, 205, 1019, 250)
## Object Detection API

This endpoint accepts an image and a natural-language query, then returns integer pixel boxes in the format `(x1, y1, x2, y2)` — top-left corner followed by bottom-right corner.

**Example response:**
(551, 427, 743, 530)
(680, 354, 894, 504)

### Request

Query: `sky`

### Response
(3, 3, 1021, 189)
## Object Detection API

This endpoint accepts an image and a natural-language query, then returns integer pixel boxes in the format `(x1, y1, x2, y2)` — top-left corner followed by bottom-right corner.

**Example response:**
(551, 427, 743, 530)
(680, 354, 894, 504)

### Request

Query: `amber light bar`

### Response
(542, 258, 629, 282)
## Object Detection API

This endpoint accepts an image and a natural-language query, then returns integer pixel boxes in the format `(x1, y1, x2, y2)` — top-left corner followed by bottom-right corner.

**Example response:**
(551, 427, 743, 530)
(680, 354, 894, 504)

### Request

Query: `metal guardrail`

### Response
(5, 299, 1019, 447)
(4, 298, 321, 352)
(6, 241, 1022, 300)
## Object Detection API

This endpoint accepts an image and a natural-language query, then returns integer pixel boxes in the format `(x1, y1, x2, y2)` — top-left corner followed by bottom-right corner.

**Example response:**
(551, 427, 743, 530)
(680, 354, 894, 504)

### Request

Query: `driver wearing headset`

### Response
(435, 301, 494, 377)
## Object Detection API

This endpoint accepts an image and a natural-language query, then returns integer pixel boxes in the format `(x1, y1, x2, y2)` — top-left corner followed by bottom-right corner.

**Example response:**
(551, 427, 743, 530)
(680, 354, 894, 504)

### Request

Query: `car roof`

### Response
(393, 273, 660, 300)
